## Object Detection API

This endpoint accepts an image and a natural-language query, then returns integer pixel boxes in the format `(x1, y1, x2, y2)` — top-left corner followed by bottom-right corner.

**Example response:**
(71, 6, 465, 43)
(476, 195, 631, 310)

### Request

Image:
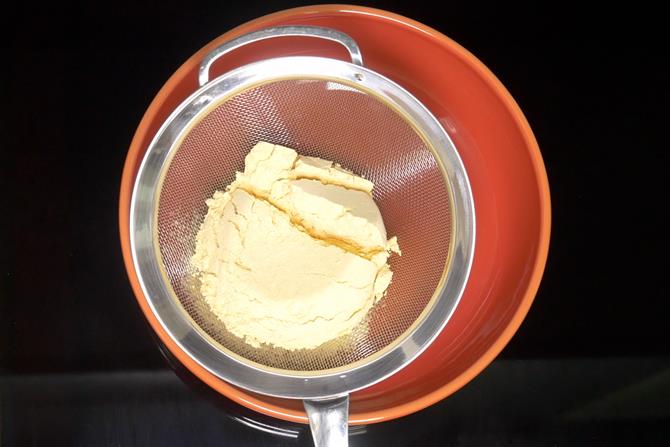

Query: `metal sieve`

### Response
(130, 26, 475, 446)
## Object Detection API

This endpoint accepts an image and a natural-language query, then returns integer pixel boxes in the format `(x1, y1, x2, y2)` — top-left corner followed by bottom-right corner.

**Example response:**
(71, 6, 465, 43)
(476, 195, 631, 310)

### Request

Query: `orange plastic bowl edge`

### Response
(119, 4, 550, 425)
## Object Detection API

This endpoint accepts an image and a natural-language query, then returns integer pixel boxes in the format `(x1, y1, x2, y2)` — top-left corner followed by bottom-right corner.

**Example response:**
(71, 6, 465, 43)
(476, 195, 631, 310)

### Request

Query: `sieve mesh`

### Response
(156, 79, 451, 372)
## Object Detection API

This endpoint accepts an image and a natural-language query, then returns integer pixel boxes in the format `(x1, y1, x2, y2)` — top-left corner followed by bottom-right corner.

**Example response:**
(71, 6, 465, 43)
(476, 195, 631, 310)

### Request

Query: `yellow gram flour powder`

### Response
(191, 142, 400, 350)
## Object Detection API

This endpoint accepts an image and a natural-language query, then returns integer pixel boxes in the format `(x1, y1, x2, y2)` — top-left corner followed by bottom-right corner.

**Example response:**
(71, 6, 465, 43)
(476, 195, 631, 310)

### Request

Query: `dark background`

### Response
(2, 1, 668, 445)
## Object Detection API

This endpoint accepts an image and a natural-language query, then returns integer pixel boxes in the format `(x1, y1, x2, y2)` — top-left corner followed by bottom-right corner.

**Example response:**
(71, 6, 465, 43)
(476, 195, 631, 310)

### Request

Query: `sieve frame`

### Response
(130, 55, 475, 399)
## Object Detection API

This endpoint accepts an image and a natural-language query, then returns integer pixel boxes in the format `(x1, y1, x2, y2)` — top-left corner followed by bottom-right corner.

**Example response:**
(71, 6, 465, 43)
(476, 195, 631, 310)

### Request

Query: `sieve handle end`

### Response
(198, 26, 364, 87)
(304, 394, 350, 447)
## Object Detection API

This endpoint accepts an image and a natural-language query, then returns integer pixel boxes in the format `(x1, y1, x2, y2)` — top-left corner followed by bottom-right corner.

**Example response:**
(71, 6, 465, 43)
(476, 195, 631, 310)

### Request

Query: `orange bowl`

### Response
(119, 5, 550, 425)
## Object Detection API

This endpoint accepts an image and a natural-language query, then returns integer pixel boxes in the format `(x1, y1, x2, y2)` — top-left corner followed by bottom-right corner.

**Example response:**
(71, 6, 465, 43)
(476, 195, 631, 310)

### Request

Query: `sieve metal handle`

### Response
(198, 26, 364, 86)
(304, 395, 350, 447)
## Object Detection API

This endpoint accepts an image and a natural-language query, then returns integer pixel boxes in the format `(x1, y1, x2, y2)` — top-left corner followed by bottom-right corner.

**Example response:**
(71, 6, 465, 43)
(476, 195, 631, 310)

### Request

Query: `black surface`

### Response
(2, 1, 668, 445)
(3, 358, 669, 446)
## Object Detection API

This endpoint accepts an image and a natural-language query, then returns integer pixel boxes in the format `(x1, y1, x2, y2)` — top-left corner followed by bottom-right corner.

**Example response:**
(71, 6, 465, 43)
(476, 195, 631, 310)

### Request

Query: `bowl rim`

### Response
(118, 4, 551, 425)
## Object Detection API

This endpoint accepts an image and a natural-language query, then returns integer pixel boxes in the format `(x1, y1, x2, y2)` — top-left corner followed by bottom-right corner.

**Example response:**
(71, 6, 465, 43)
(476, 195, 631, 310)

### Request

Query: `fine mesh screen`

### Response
(156, 79, 452, 372)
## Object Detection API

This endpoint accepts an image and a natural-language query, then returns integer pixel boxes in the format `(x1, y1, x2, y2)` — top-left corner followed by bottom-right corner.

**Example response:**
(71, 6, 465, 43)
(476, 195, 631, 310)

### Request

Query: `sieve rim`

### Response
(130, 55, 475, 399)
